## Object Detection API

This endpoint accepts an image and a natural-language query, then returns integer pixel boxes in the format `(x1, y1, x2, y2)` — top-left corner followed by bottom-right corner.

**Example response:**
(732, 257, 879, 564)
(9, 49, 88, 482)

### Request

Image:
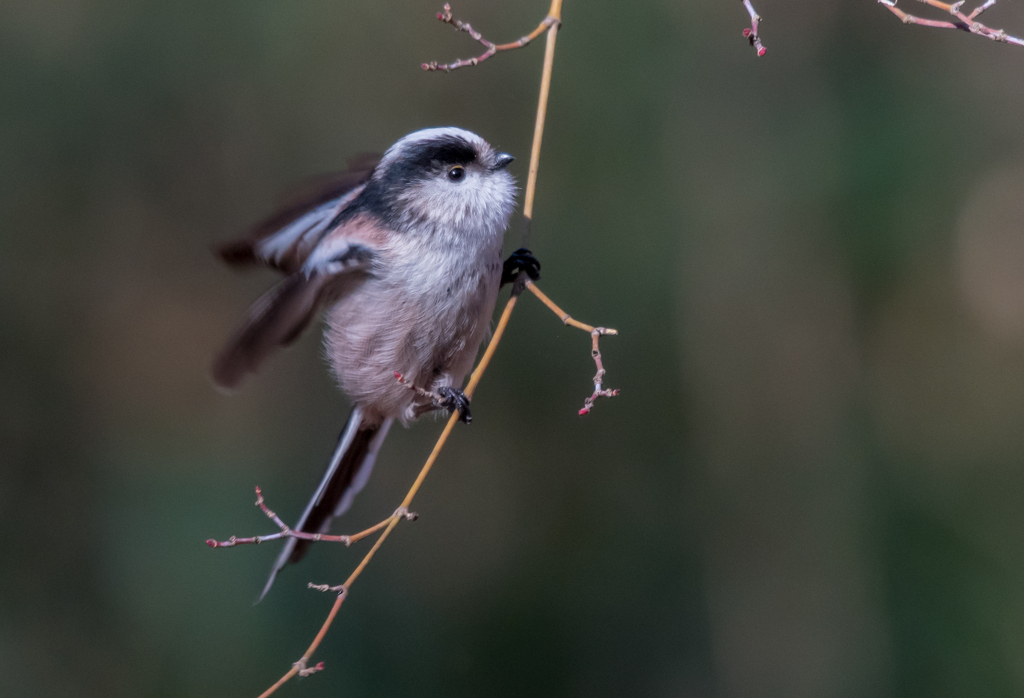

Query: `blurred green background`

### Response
(4, 1, 1024, 696)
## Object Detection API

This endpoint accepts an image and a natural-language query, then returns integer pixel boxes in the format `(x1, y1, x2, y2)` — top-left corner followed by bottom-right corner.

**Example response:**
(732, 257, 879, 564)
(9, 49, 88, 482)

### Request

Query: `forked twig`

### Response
(583, 331, 620, 415)
(523, 281, 619, 415)
(422, 3, 560, 72)
(878, 0, 1024, 46)
(205, 486, 416, 549)
(742, 0, 767, 56)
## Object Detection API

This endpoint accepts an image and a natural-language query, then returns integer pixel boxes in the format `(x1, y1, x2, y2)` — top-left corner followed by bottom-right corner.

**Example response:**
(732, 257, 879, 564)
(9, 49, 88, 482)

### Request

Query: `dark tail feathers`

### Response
(259, 407, 392, 601)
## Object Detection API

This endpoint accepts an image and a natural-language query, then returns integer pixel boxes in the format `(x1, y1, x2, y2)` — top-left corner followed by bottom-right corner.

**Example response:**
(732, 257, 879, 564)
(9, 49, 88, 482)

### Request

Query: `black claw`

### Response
(436, 387, 472, 424)
(501, 248, 541, 286)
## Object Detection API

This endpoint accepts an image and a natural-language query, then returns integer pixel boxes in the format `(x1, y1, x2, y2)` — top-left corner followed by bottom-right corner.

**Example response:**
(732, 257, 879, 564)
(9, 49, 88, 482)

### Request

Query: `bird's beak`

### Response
(493, 153, 515, 170)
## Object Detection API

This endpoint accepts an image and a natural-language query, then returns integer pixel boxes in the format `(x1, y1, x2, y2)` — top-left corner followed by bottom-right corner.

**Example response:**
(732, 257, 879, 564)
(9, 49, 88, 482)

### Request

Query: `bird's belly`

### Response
(323, 254, 502, 424)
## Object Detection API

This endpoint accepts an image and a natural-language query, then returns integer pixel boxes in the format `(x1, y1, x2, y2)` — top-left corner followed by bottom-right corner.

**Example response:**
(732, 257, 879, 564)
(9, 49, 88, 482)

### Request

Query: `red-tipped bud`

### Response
(394, 372, 402, 379)
(743, 28, 752, 37)
(757, 47, 767, 57)
(421, 63, 430, 70)
(437, 12, 444, 20)
(206, 539, 218, 547)
(579, 408, 590, 416)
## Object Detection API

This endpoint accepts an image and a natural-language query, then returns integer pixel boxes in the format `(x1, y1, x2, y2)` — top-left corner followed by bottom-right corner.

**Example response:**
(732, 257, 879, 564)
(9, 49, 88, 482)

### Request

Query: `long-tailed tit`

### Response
(212, 127, 540, 599)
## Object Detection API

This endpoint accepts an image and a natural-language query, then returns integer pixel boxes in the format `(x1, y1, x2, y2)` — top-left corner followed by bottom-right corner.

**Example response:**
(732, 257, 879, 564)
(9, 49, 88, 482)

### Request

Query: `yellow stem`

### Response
(524, 281, 617, 335)
(522, 1, 563, 225)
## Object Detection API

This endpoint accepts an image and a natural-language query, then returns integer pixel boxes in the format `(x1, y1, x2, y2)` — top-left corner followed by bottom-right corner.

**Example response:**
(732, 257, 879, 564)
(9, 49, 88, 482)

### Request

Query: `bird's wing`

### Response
(215, 153, 380, 274)
(211, 218, 384, 390)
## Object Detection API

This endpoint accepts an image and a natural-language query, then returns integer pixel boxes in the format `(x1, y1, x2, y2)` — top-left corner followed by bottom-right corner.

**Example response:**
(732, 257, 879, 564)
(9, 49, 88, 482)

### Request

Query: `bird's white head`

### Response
(364, 127, 517, 241)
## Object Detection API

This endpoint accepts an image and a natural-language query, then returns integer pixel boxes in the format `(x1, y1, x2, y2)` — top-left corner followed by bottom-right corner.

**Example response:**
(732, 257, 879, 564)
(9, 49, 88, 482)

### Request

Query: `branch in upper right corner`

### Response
(878, 0, 1024, 47)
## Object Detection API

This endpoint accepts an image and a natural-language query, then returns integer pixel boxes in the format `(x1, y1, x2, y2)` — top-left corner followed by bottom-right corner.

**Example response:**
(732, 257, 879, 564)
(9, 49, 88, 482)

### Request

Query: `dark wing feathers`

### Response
(212, 242, 374, 390)
(212, 272, 329, 390)
(215, 155, 379, 274)
(212, 157, 382, 390)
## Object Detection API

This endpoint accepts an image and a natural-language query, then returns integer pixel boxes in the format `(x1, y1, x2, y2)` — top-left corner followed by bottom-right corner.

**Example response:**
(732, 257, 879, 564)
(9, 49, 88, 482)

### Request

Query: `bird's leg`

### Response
(501, 248, 541, 286)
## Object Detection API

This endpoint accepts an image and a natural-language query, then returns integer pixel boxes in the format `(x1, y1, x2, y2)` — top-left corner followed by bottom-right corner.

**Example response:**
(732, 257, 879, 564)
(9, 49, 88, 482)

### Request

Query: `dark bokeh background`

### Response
(4, 1, 1024, 696)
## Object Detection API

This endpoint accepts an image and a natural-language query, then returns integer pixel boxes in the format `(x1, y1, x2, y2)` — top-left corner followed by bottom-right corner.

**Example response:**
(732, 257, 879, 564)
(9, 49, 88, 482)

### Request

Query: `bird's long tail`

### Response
(260, 406, 392, 601)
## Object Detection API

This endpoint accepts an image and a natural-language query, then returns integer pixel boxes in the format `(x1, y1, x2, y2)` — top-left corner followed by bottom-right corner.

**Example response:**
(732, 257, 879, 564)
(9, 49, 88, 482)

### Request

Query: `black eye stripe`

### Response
(349, 133, 482, 225)
(406, 136, 477, 170)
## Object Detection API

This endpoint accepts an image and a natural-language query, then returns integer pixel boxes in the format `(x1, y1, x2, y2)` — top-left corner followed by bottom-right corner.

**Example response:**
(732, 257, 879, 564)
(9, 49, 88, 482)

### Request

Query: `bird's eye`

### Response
(447, 166, 465, 182)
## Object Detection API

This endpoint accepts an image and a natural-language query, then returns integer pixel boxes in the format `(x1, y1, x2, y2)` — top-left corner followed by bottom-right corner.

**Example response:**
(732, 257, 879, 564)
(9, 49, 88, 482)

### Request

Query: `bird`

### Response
(212, 127, 540, 599)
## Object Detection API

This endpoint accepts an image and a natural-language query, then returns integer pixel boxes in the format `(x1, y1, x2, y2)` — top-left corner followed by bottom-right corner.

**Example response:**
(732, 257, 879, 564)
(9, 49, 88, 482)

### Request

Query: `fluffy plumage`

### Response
(214, 127, 517, 597)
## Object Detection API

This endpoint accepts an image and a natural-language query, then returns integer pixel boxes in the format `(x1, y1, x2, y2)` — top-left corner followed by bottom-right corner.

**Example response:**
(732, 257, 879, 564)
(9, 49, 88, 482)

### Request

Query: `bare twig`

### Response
(521, 3, 562, 248)
(422, 3, 560, 72)
(878, 0, 1024, 46)
(307, 583, 348, 595)
(293, 660, 324, 678)
(582, 330, 620, 415)
(205, 487, 415, 549)
(742, 0, 767, 56)
(522, 281, 619, 415)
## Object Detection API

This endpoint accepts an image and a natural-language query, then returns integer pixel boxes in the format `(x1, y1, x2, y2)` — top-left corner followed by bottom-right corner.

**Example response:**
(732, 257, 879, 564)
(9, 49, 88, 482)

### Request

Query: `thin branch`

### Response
(521, 2, 563, 248)
(422, 3, 560, 72)
(206, 487, 415, 549)
(878, 0, 1024, 46)
(742, 0, 767, 56)
(969, 0, 998, 20)
(582, 331, 620, 415)
(523, 281, 619, 415)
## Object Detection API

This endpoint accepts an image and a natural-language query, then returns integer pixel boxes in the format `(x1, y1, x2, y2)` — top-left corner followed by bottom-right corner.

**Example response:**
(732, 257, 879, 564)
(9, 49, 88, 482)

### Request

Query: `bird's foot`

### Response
(501, 248, 541, 286)
(435, 387, 472, 424)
